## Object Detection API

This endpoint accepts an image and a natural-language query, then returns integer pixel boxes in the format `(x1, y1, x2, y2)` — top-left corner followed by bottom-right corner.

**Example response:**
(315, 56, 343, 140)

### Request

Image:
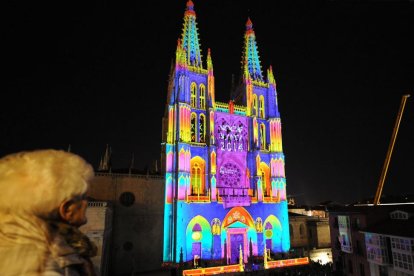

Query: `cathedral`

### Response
(162, 0, 289, 264)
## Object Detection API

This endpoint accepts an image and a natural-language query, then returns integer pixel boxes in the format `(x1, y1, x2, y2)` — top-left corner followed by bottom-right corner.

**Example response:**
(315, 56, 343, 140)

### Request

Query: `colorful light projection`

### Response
(207, 49, 215, 108)
(242, 18, 263, 82)
(185, 216, 212, 261)
(178, 206, 290, 263)
(163, 0, 290, 265)
(269, 118, 282, 152)
(182, 257, 309, 275)
(181, 0, 202, 68)
(215, 113, 250, 208)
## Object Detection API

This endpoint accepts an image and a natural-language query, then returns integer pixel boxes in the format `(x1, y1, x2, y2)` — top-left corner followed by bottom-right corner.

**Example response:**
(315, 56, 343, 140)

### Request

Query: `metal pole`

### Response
(373, 94, 410, 205)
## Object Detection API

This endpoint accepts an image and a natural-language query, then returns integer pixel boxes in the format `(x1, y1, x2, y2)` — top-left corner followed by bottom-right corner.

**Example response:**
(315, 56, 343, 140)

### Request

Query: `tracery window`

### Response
(259, 95, 265, 118)
(252, 94, 258, 116)
(199, 114, 205, 143)
(260, 163, 271, 197)
(199, 84, 206, 109)
(191, 82, 197, 108)
(191, 113, 197, 142)
(190, 158, 205, 195)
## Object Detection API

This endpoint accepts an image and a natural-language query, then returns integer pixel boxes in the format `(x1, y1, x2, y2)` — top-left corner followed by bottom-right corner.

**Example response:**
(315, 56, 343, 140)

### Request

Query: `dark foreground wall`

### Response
(88, 173, 165, 275)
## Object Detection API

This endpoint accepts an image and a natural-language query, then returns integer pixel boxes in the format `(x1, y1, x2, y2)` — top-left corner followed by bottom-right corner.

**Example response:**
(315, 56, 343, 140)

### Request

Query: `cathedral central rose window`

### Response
(219, 163, 242, 187)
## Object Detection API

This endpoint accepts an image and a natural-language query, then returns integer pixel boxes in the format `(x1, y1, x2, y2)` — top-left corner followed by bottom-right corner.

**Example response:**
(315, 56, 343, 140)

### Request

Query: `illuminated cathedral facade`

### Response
(162, 1, 289, 264)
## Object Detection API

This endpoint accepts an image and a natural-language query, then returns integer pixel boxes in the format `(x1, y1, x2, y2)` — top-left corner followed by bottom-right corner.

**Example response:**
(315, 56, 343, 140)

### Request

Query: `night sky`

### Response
(3, 0, 413, 205)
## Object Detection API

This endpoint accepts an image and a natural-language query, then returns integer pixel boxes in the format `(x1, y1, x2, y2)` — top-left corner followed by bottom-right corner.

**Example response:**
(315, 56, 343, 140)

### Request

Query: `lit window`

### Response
(191, 82, 197, 108)
(190, 157, 205, 196)
(199, 84, 205, 109)
(259, 163, 271, 197)
(252, 94, 258, 116)
(191, 113, 197, 142)
(199, 114, 205, 143)
(259, 95, 265, 118)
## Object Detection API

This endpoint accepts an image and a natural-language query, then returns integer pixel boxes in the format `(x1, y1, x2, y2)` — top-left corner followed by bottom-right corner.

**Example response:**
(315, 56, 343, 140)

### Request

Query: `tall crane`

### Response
(373, 94, 411, 205)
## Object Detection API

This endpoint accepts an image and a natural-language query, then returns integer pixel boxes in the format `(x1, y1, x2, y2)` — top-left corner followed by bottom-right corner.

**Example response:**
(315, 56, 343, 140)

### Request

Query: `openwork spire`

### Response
(180, 0, 203, 68)
(207, 48, 213, 72)
(267, 65, 276, 86)
(242, 18, 263, 82)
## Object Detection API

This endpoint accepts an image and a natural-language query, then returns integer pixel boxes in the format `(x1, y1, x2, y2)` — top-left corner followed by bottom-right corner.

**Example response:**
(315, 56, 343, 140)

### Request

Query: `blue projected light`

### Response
(162, 1, 289, 264)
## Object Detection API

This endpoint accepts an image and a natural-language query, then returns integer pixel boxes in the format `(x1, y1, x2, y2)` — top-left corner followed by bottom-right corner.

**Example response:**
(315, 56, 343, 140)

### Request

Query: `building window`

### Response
(190, 157, 205, 196)
(392, 247, 414, 273)
(259, 163, 271, 197)
(119, 192, 135, 207)
(390, 210, 409, 220)
(365, 233, 389, 264)
(289, 224, 294, 239)
(199, 84, 205, 109)
(191, 82, 197, 108)
(260, 123, 266, 150)
(259, 95, 265, 118)
(191, 163, 202, 195)
(199, 114, 205, 143)
(252, 94, 258, 116)
(191, 113, 197, 142)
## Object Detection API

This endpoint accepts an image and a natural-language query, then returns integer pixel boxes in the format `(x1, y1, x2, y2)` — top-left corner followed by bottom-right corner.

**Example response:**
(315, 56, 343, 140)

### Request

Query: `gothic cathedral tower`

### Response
(162, 1, 289, 264)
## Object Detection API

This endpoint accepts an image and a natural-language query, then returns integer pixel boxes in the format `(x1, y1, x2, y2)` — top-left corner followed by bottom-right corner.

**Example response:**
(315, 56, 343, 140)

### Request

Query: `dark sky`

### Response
(3, 0, 413, 205)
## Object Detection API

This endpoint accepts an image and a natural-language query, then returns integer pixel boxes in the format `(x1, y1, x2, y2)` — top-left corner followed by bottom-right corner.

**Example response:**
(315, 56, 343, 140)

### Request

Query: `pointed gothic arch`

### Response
(253, 117, 258, 147)
(252, 94, 258, 116)
(185, 215, 212, 261)
(222, 206, 255, 228)
(263, 215, 283, 252)
(199, 84, 206, 109)
(191, 82, 197, 108)
(210, 151, 216, 174)
(199, 113, 205, 143)
(259, 95, 265, 118)
(191, 112, 197, 142)
(259, 162, 271, 197)
(190, 156, 206, 195)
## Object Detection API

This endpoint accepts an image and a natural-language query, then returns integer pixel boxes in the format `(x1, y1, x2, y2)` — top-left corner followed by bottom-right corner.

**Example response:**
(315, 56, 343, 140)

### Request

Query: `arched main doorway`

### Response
(222, 207, 255, 264)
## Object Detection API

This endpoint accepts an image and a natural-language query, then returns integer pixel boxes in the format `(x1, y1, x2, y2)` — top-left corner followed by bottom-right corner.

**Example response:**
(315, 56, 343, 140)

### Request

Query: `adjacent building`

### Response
(289, 209, 332, 265)
(87, 172, 164, 275)
(80, 201, 113, 276)
(329, 204, 414, 276)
